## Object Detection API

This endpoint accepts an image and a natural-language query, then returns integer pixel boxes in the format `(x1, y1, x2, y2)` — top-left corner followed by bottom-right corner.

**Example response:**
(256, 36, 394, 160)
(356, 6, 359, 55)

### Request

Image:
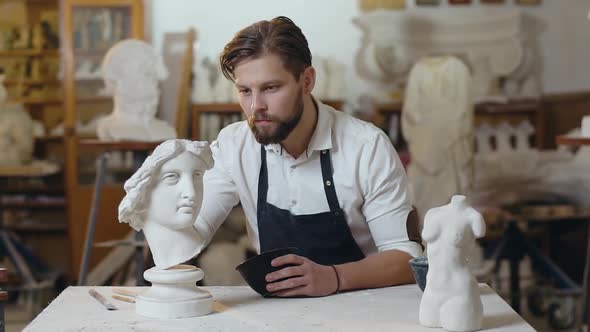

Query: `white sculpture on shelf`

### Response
(98, 39, 177, 141)
(118, 139, 214, 318)
(503, 14, 544, 99)
(192, 56, 214, 104)
(474, 123, 494, 155)
(515, 121, 535, 151)
(312, 55, 329, 100)
(325, 57, 347, 101)
(420, 195, 485, 332)
(0, 73, 34, 167)
(581, 116, 590, 137)
(495, 122, 514, 153)
(354, 8, 528, 102)
(310, 55, 347, 101)
(402, 56, 474, 222)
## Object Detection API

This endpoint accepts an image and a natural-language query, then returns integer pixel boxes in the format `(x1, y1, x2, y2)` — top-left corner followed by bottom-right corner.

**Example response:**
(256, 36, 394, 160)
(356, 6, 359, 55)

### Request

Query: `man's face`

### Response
(233, 54, 307, 145)
(147, 151, 205, 230)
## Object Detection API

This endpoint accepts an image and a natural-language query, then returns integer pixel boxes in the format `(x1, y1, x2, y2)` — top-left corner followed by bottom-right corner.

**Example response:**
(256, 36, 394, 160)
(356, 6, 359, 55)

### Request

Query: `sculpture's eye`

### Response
(162, 172, 179, 184)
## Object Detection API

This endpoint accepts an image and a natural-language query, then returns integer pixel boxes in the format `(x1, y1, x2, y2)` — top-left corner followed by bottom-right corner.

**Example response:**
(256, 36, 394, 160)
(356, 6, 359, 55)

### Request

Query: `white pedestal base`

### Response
(136, 265, 213, 319)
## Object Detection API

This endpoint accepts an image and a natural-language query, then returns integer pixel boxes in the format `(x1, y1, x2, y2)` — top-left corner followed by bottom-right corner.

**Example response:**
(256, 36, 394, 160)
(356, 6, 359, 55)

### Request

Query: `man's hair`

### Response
(220, 16, 312, 82)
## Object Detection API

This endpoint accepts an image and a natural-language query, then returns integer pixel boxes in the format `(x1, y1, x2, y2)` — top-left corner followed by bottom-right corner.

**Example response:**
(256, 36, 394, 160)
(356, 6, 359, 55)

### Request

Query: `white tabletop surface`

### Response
(24, 284, 535, 332)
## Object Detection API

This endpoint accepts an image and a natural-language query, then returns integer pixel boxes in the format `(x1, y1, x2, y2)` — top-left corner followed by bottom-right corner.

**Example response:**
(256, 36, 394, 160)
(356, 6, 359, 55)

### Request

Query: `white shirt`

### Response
(195, 100, 423, 258)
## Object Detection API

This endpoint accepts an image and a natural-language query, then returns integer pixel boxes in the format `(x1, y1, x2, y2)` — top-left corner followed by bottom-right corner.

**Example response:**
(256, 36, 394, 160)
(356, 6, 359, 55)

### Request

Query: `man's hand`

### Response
(265, 254, 338, 297)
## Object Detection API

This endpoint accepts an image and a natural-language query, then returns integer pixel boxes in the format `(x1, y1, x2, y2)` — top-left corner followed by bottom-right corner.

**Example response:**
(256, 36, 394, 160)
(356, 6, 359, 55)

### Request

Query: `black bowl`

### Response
(235, 247, 301, 297)
(409, 256, 428, 292)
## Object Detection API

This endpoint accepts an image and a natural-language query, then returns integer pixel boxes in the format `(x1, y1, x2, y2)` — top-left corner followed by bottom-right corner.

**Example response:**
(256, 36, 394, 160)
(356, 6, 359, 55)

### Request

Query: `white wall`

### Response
(152, 0, 590, 109)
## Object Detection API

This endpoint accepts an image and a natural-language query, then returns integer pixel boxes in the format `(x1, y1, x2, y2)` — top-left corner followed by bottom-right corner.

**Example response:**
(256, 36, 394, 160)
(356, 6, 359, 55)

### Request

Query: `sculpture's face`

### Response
(147, 151, 205, 230)
(234, 53, 311, 145)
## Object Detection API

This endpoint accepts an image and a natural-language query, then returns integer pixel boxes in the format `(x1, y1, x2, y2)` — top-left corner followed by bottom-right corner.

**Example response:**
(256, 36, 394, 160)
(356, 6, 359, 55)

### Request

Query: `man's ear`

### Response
(302, 66, 315, 94)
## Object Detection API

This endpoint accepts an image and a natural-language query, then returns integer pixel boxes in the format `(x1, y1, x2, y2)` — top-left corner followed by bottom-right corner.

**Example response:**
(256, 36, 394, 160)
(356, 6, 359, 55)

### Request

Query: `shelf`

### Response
(77, 96, 111, 103)
(4, 222, 67, 233)
(35, 136, 64, 143)
(192, 103, 243, 113)
(556, 135, 590, 146)
(73, 49, 109, 57)
(78, 138, 162, 150)
(1, 185, 64, 194)
(8, 98, 62, 105)
(4, 79, 62, 85)
(0, 201, 65, 209)
(0, 49, 59, 57)
(192, 100, 344, 114)
(7, 96, 110, 106)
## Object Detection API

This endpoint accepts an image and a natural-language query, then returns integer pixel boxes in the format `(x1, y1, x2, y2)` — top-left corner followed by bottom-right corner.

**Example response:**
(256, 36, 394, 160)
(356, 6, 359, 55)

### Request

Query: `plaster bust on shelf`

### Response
(0, 73, 34, 167)
(118, 139, 214, 269)
(97, 39, 177, 141)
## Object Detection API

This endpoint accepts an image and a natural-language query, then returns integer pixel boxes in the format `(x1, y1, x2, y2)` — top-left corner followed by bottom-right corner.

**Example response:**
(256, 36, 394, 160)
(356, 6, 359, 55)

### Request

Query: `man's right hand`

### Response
(264, 254, 339, 297)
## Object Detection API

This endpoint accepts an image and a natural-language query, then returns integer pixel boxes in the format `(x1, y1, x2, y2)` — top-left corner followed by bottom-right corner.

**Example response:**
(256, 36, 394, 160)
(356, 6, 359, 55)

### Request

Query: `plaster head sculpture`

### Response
(119, 139, 214, 269)
(0, 73, 34, 167)
(419, 195, 485, 332)
(97, 39, 177, 141)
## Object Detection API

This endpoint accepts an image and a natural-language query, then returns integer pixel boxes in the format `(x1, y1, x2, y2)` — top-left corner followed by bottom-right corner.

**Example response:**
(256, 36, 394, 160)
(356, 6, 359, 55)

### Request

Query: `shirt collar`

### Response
(306, 98, 333, 154)
(263, 97, 334, 156)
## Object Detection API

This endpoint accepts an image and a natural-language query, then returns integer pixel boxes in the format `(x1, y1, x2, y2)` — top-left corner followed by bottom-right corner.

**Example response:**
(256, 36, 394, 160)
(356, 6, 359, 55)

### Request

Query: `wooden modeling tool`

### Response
(112, 294, 136, 303)
(89, 288, 117, 310)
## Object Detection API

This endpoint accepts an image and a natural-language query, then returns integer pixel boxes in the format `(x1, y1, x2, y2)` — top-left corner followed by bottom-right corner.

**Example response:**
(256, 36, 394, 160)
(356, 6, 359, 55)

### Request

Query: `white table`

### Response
(23, 284, 535, 332)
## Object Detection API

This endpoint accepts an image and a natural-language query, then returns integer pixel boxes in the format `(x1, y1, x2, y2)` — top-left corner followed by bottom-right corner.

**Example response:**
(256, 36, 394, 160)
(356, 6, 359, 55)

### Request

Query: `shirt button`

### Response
(291, 165, 296, 169)
(291, 199, 297, 206)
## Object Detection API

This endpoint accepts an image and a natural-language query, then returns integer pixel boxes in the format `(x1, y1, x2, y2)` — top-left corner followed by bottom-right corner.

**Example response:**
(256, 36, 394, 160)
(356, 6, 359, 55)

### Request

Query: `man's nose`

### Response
(250, 92, 267, 112)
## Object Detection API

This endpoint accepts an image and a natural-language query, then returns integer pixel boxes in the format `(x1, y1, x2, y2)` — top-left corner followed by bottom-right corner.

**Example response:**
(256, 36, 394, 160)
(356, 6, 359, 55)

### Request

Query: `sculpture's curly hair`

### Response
(118, 139, 214, 231)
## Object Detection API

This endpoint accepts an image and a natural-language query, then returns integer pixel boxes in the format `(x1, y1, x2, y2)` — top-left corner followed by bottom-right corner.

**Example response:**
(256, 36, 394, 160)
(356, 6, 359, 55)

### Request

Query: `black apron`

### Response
(257, 146, 365, 265)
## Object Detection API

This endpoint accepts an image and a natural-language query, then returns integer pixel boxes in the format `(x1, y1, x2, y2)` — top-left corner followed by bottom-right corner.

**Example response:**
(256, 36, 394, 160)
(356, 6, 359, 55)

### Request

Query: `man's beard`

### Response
(248, 92, 304, 145)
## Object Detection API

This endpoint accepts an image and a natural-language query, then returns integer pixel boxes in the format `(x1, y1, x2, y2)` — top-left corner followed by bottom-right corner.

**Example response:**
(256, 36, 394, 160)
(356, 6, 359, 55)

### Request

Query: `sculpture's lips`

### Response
(177, 203, 195, 211)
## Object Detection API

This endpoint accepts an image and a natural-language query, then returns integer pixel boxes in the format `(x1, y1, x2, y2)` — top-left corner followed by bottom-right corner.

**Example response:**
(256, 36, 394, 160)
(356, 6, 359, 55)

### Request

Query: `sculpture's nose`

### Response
(180, 177, 196, 201)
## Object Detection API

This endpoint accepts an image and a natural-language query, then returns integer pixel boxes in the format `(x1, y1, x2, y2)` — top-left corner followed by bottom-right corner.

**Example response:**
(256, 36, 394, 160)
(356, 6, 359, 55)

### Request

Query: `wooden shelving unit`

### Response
(191, 100, 344, 140)
(61, 0, 146, 281)
(374, 99, 546, 150)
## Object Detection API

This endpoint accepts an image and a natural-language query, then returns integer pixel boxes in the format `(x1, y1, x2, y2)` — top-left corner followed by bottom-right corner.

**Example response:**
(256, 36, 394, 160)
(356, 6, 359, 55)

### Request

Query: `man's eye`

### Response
(194, 171, 203, 177)
(265, 86, 278, 92)
(239, 89, 250, 95)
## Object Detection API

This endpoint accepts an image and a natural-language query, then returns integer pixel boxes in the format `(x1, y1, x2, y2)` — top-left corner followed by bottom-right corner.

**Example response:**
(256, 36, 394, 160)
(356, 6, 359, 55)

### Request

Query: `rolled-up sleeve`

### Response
(194, 130, 240, 248)
(360, 131, 423, 258)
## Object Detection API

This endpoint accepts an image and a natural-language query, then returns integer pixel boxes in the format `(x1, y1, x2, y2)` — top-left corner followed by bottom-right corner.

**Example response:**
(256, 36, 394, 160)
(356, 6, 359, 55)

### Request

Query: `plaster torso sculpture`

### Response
(0, 74, 34, 167)
(118, 139, 214, 318)
(420, 195, 486, 332)
(97, 39, 177, 141)
(402, 56, 474, 222)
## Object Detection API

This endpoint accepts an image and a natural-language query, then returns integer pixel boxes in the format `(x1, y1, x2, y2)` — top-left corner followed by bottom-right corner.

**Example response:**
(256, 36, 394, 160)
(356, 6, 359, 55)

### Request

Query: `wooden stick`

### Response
(112, 294, 135, 303)
(113, 288, 138, 298)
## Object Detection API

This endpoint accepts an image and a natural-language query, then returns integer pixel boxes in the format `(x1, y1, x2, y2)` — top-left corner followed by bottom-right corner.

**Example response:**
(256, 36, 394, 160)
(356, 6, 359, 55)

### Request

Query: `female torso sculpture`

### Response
(420, 195, 486, 332)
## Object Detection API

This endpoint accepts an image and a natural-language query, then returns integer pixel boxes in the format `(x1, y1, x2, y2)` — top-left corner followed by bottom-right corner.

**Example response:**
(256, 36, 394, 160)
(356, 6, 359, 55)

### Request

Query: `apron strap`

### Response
(320, 149, 341, 212)
(257, 145, 268, 207)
